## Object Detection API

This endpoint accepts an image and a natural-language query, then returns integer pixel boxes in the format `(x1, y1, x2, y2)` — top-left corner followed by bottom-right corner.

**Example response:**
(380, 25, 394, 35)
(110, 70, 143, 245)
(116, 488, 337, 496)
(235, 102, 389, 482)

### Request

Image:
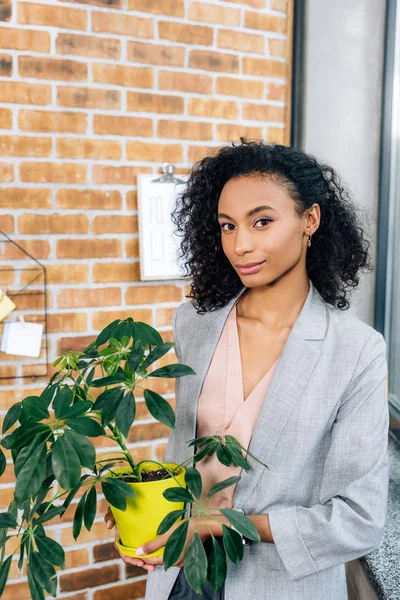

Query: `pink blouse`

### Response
(193, 299, 280, 514)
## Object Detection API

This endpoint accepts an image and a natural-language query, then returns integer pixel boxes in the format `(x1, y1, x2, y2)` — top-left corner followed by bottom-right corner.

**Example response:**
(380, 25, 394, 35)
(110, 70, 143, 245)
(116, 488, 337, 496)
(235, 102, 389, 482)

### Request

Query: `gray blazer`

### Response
(145, 279, 389, 600)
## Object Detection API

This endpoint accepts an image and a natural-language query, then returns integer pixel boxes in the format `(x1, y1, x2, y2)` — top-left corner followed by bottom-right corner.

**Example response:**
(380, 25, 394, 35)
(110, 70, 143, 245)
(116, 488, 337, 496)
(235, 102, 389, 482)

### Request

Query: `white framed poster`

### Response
(137, 171, 189, 280)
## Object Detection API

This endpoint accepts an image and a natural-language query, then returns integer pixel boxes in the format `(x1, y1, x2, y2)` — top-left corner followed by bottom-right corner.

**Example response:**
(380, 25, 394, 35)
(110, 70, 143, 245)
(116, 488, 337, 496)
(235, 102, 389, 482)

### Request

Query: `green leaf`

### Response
(18, 535, 26, 570)
(127, 339, 144, 373)
(132, 322, 162, 347)
(141, 342, 174, 370)
(15, 441, 47, 504)
(219, 510, 260, 543)
(227, 446, 249, 472)
(33, 506, 65, 525)
(0, 556, 12, 597)
(0, 448, 5, 477)
(101, 478, 134, 511)
(184, 467, 202, 500)
(148, 364, 195, 379)
(216, 444, 232, 467)
(156, 509, 186, 536)
(94, 319, 120, 347)
(2, 402, 22, 434)
(208, 537, 227, 592)
(207, 476, 241, 499)
(222, 524, 243, 564)
(35, 534, 65, 569)
(144, 389, 175, 429)
(14, 431, 48, 477)
(99, 387, 124, 427)
(51, 436, 81, 490)
(40, 384, 56, 408)
(63, 429, 96, 470)
(163, 520, 189, 570)
(91, 371, 126, 388)
(31, 550, 57, 596)
(0, 513, 18, 529)
(63, 400, 93, 419)
(53, 386, 73, 419)
(2, 423, 49, 450)
(21, 395, 49, 422)
(27, 563, 45, 600)
(73, 491, 87, 540)
(115, 392, 136, 438)
(183, 533, 207, 595)
(83, 486, 97, 531)
(162, 487, 193, 504)
(65, 417, 105, 437)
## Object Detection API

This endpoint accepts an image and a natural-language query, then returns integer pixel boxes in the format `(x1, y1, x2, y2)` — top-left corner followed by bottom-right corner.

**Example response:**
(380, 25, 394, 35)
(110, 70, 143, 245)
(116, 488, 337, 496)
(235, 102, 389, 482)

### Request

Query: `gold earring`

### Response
(308, 234, 312, 247)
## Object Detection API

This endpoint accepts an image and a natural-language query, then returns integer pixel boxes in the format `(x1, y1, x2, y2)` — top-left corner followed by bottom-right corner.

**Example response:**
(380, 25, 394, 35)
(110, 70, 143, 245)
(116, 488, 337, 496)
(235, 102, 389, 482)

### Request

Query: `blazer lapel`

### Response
(177, 280, 327, 511)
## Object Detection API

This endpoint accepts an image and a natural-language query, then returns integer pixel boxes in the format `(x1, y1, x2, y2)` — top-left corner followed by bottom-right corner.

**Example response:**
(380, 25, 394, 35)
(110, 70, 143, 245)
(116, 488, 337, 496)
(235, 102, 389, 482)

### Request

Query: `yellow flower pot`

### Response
(108, 462, 187, 559)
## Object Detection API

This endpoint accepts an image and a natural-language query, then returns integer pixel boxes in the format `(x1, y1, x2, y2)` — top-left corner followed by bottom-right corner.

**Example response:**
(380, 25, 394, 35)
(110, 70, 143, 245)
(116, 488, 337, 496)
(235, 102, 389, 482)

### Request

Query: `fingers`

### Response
(118, 553, 157, 572)
(104, 507, 115, 530)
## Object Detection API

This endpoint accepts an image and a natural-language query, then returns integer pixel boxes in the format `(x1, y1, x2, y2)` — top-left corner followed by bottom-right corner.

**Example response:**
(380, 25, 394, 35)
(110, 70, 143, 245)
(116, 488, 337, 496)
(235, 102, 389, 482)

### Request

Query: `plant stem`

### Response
(107, 422, 136, 473)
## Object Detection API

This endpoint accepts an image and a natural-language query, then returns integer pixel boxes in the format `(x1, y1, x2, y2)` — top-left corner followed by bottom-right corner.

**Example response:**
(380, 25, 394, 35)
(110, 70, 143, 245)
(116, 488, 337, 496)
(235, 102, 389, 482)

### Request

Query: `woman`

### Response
(105, 140, 389, 600)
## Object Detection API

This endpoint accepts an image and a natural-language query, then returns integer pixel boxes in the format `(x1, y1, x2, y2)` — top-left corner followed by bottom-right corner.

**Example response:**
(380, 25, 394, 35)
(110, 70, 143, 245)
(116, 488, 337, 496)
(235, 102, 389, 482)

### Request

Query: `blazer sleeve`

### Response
(268, 331, 390, 581)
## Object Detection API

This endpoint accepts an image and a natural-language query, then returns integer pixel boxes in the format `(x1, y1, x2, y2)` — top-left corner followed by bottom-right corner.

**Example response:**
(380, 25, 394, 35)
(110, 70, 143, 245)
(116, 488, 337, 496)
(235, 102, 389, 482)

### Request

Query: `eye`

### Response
(219, 218, 272, 231)
(254, 218, 272, 227)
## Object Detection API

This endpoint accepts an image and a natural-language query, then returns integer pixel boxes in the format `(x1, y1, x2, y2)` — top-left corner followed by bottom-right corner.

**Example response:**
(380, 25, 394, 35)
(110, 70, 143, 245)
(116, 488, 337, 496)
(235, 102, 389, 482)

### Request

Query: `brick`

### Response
(127, 91, 183, 114)
(271, 0, 288, 9)
(188, 98, 238, 119)
(47, 312, 87, 333)
(216, 123, 263, 142)
(56, 138, 122, 159)
(0, 163, 13, 181)
(125, 284, 182, 305)
(126, 141, 182, 162)
(93, 165, 151, 185)
(0, 81, 51, 104)
(60, 565, 119, 592)
(92, 62, 152, 88)
(0, 108, 12, 128)
(216, 75, 264, 98)
(0, 264, 14, 285)
(266, 81, 286, 101)
(41, 264, 88, 284)
(269, 38, 287, 57)
(93, 580, 146, 600)
(0, 0, 11, 21)
(0, 27, 50, 51)
(0, 135, 51, 157)
(92, 11, 152, 37)
(0, 187, 51, 208)
(127, 0, 184, 15)
(189, 2, 240, 26)
(57, 86, 120, 109)
(159, 21, 213, 45)
(158, 120, 212, 141)
(18, 2, 87, 29)
(155, 442, 168, 461)
(127, 421, 169, 443)
(56, 33, 120, 59)
(19, 213, 89, 234)
(0, 53, 12, 76)
(57, 189, 121, 210)
(1, 582, 31, 600)
(58, 334, 95, 353)
(92, 215, 137, 234)
(267, 126, 286, 144)
(93, 114, 152, 136)
(188, 144, 219, 163)
(218, 29, 265, 54)
(59, 521, 112, 548)
(19, 110, 86, 133)
(57, 239, 122, 259)
(127, 41, 185, 67)
(126, 190, 137, 210)
(19, 56, 87, 81)
(244, 10, 287, 33)
(1, 239, 50, 259)
(158, 70, 212, 94)
(58, 287, 121, 308)
(242, 56, 287, 77)
(20, 162, 86, 183)
(93, 308, 151, 330)
(221, 0, 265, 7)
(60, 0, 121, 7)
(93, 261, 140, 283)
(0, 213, 13, 232)
(242, 103, 285, 121)
(93, 541, 119, 563)
(125, 238, 139, 257)
(189, 49, 239, 73)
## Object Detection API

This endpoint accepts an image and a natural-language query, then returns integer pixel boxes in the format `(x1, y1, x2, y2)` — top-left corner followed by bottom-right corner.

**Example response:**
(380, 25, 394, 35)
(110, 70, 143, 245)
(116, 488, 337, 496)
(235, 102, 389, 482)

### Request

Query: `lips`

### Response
(235, 261, 264, 268)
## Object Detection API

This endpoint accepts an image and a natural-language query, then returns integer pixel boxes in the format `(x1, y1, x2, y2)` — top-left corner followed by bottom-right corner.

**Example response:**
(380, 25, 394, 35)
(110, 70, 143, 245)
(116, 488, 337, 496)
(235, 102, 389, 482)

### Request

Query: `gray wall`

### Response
(302, 0, 386, 324)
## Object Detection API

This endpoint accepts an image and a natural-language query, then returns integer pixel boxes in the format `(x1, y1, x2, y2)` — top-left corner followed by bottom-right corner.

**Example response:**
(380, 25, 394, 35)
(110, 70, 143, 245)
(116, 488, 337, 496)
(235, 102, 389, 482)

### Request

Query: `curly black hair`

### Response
(171, 139, 374, 314)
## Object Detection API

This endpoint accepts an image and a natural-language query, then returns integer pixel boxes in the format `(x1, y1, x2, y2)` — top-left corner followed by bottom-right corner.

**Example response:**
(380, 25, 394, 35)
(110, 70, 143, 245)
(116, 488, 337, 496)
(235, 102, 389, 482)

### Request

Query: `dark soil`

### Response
(122, 468, 179, 483)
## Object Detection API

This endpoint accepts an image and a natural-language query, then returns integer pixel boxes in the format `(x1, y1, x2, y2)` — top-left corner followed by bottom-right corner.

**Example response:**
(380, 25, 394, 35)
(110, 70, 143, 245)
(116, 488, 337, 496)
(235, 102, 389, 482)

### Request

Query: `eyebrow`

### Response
(217, 205, 277, 220)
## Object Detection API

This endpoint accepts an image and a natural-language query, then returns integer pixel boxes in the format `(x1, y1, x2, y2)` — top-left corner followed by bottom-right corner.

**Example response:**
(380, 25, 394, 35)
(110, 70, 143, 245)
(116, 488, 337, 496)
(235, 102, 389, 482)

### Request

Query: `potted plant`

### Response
(0, 316, 264, 598)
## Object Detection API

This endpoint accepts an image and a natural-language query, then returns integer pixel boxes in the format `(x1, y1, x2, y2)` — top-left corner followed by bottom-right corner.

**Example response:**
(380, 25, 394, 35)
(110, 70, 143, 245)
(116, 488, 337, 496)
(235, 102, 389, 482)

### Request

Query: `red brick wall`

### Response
(0, 0, 293, 597)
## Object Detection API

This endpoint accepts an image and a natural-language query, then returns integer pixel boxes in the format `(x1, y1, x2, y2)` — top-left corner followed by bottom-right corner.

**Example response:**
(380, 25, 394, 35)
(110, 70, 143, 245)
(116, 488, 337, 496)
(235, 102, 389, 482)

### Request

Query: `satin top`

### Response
(193, 298, 280, 514)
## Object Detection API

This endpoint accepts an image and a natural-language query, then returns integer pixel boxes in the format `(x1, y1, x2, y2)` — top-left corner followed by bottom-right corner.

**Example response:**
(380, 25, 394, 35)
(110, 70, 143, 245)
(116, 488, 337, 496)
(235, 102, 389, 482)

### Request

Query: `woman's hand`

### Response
(134, 516, 213, 568)
(104, 506, 157, 572)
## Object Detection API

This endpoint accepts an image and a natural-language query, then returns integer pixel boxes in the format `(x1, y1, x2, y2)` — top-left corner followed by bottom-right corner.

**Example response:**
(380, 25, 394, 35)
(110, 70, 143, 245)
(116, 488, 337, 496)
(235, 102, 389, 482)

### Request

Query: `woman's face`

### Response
(217, 174, 313, 285)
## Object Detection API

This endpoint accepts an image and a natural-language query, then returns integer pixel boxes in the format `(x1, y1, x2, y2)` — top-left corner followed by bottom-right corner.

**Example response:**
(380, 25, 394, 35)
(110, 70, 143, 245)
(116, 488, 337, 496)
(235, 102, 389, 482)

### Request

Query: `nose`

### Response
(233, 226, 254, 255)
